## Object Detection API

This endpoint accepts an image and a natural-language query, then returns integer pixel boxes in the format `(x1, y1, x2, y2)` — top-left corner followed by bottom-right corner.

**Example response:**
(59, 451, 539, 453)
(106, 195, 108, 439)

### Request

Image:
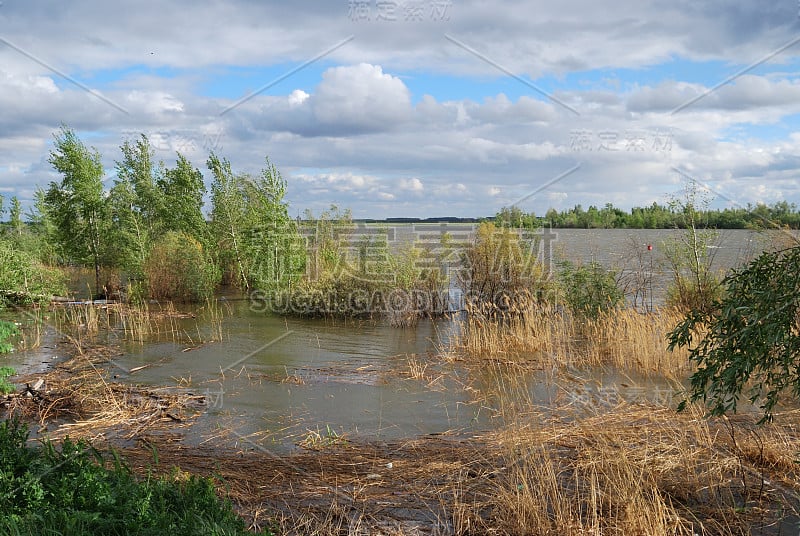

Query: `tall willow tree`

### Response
(111, 135, 208, 278)
(208, 153, 248, 288)
(208, 154, 303, 291)
(109, 135, 162, 276)
(45, 126, 107, 294)
(159, 153, 207, 244)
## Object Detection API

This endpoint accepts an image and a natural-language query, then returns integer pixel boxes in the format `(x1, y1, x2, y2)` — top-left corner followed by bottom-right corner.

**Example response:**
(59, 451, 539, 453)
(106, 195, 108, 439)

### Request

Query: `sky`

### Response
(0, 0, 799, 219)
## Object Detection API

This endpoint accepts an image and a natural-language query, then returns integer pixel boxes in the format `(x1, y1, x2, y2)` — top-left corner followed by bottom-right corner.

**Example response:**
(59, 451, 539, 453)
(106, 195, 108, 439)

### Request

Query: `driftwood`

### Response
(0, 289, 52, 304)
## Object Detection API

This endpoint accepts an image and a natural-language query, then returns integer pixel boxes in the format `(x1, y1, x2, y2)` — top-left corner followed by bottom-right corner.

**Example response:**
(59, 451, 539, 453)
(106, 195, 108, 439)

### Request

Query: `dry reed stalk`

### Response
(583, 307, 692, 377)
(6, 345, 205, 441)
(451, 304, 695, 379)
(404, 353, 429, 380)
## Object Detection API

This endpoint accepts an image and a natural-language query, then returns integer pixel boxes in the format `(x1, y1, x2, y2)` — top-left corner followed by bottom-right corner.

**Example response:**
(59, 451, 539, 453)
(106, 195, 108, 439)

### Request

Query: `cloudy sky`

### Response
(1, 1, 799, 218)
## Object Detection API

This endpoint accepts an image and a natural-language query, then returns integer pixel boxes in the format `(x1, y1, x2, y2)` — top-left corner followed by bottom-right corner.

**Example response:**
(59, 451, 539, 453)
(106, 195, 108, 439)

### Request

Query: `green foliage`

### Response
(0, 240, 66, 307)
(45, 125, 108, 294)
(0, 366, 15, 394)
(208, 153, 304, 291)
(668, 246, 800, 423)
(279, 209, 451, 320)
(159, 153, 208, 245)
(495, 206, 540, 229)
(143, 231, 220, 302)
(558, 261, 623, 319)
(116, 134, 164, 236)
(518, 200, 800, 230)
(0, 321, 19, 354)
(8, 196, 23, 236)
(0, 418, 266, 535)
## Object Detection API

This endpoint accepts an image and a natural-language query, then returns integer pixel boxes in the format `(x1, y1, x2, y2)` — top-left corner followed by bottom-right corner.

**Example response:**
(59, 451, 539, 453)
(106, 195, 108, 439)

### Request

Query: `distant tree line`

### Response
(495, 201, 800, 230)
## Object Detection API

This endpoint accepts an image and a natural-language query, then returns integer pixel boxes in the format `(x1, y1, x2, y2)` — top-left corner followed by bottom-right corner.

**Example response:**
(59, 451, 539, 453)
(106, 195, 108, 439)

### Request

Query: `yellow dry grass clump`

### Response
(452, 305, 693, 377)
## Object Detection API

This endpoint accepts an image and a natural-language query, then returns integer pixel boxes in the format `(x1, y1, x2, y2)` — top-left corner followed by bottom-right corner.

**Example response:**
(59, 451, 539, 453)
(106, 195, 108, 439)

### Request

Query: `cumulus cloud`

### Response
(311, 63, 412, 133)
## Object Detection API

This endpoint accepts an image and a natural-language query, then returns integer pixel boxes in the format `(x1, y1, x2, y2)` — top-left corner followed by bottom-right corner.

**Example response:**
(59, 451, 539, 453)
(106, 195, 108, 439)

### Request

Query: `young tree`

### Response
(159, 153, 207, 244)
(8, 197, 23, 236)
(116, 135, 163, 235)
(662, 180, 721, 313)
(107, 177, 150, 277)
(208, 153, 304, 291)
(46, 126, 107, 294)
(668, 246, 800, 423)
(242, 157, 304, 291)
(208, 153, 248, 288)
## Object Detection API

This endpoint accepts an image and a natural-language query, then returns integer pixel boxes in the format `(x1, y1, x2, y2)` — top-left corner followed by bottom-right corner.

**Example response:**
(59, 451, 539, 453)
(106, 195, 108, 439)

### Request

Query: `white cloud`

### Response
(0, 1, 797, 217)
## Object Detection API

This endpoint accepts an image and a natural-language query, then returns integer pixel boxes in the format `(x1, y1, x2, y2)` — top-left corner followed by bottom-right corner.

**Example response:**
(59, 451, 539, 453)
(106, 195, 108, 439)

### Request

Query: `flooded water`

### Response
(5, 228, 792, 450)
(105, 300, 491, 449)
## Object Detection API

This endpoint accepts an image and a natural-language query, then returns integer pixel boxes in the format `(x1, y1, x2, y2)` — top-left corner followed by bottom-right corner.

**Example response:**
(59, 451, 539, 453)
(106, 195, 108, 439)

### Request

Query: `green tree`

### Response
(8, 197, 22, 236)
(116, 135, 163, 235)
(45, 126, 107, 294)
(107, 177, 150, 277)
(243, 157, 305, 291)
(208, 154, 303, 291)
(158, 153, 207, 243)
(668, 246, 800, 423)
(208, 153, 249, 288)
(27, 188, 60, 265)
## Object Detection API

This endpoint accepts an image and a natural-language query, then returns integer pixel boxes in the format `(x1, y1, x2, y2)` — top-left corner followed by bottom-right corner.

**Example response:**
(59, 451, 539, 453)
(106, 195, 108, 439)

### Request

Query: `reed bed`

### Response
(583, 307, 693, 376)
(451, 305, 693, 377)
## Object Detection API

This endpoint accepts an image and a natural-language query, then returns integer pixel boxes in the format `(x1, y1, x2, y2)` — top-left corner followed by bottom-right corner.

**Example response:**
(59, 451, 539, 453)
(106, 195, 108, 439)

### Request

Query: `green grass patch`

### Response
(0, 418, 271, 535)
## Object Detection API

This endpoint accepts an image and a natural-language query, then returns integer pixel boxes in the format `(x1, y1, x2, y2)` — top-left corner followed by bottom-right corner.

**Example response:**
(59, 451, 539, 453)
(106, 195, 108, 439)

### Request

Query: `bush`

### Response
(143, 231, 220, 302)
(668, 246, 800, 423)
(278, 214, 450, 323)
(558, 261, 624, 319)
(0, 240, 66, 307)
(0, 418, 267, 535)
(459, 222, 553, 319)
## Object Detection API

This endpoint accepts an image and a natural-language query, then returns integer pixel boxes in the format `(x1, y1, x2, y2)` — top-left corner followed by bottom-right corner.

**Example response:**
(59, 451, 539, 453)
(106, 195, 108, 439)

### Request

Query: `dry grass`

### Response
(583, 307, 692, 376)
(450, 305, 692, 378)
(110, 403, 800, 536)
(4, 345, 206, 441)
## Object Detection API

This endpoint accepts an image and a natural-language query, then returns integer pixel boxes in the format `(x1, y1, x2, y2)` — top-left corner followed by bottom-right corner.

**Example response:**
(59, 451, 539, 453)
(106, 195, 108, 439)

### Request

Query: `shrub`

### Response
(0, 240, 66, 307)
(669, 246, 800, 423)
(558, 260, 624, 319)
(143, 231, 220, 302)
(0, 366, 14, 394)
(0, 418, 266, 535)
(0, 320, 18, 354)
(278, 212, 450, 322)
(459, 222, 553, 319)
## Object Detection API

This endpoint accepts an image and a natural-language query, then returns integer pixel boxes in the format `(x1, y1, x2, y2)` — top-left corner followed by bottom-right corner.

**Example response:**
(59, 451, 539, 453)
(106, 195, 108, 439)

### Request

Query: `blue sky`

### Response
(0, 0, 798, 218)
